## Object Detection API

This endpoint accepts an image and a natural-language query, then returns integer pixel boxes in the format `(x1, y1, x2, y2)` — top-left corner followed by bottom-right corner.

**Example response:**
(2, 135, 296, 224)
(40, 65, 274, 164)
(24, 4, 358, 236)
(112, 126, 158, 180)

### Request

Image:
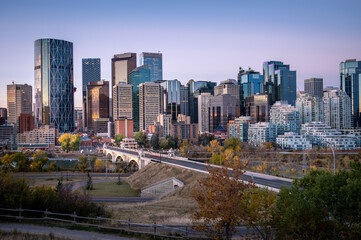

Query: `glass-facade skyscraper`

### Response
(157, 79, 181, 121)
(140, 52, 163, 82)
(238, 67, 264, 115)
(82, 58, 101, 129)
(128, 65, 151, 132)
(263, 61, 296, 106)
(34, 39, 74, 132)
(340, 59, 361, 127)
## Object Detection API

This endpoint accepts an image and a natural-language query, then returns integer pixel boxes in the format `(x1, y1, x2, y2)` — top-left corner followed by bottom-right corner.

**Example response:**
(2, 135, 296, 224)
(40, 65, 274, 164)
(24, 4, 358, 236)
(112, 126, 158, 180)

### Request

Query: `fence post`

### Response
(186, 226, 188, 237)
(153, 221, 157, 236)
(45, 209, 48, 224)
(18, 207, 22, 222)
(73, 211, 77, 223)
(128, 218, 130, 230)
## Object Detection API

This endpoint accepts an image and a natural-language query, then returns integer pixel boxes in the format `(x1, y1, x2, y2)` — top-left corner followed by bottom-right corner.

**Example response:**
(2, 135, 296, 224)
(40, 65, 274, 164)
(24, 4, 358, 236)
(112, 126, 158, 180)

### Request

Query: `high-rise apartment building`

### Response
(340, 59, 361, 127)
(227, 116, 253, 142)
(7, 83, 32, 129)
(323, 89, 351, 130)
(238, 67, 264, 116)
(34, 39, 74, 132)
(128, 65, 152, 132)
(111, 53, 136, 87)
(157, 79, 181, 121)
(296, 92, 323, 124)
(270, 101, 300, 134)
(113, 83, 133, 121)
(304, 78, 323, 98)
(180, 85, 189, 116)
(82, 58, 101, 128)
(245, 94, 269, 122)
(139, 52, 163, 82)
(209, 94, 237, 132)
(86, 81, 109, 131)
(139, 82, 162, 131)
(248, 122, 278, 147)
(19, 113, 34, 134)
(187, 80, 216, 124)
(263, 61, 296, 106)
(156, 114, 172, 137)
(198, 92, 211, 133)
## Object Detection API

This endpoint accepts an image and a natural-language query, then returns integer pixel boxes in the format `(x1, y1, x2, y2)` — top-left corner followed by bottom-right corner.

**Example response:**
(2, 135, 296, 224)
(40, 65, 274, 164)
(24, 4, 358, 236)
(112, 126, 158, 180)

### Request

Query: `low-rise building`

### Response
(114, 117, 134, 138)
(248, 122, 278, 147)
(120, 138, 138, 149)
(17, 125, 58, 150)
(276, 132, 312, 150)
(227, 116, 253, 142)
(171, 121, 198, 143)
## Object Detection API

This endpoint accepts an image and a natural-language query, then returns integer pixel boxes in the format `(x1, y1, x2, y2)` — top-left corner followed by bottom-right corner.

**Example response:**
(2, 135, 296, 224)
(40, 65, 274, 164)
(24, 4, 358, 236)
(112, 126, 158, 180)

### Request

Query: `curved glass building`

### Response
(34, 39, 74, 132)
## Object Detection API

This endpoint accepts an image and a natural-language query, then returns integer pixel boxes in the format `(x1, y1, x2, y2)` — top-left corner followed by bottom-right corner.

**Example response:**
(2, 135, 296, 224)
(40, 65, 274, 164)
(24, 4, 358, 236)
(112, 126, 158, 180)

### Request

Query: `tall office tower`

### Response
(323, 89, 352, 130)
(0, 108, 7, 120)
(82, 58, 101, 128)
(187, 79, 217, 123)
(304, 78, 323, 98)
(180, 85, 189, 116)
(128, 66, 152, 132)
(296, 92, 323, 124)
(245, 94, 269, 122)
(139, 52, 163, 82)
(238, 67, 264, 116)
(340, 59, 361, 127)
(214, 79, 240, 101)
(156, 114, 172, 137)
(198, 92, 211, 133)
(34, 39, 74, 132)
(113, 83, 133, 121)
(74, 107, 83, 129)
(270, 101, 300, 134)
(7, 83, 32, 130)
(157, 79, 181, 121)
(209, 94, 238, 132)
(19, 113, 34, 134)
(263, 61, 297, 106)
(139, 82, 162, 131)
(111, 53, 136, 87)
(86, 81, 109, 131)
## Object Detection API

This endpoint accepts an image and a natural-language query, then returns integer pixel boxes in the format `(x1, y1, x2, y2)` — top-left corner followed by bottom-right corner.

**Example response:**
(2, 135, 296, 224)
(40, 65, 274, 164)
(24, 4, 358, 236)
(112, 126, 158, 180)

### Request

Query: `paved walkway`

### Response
(0, 223, 140, 240)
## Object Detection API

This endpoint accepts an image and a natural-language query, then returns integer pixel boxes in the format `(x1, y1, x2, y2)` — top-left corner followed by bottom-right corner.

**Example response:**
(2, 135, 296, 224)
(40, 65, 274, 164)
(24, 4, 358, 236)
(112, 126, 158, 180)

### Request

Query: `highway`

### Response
(105, 146, 293, 191)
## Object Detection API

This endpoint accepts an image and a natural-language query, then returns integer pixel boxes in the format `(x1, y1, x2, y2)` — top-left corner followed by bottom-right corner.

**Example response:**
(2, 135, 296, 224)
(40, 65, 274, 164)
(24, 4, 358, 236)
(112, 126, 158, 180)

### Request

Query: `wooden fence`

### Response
(0, 207, 209, 239)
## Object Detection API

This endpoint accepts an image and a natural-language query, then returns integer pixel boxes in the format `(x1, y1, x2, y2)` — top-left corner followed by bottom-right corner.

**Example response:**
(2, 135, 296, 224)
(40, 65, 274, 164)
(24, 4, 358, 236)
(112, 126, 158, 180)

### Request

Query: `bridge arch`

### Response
(115, 155, 124, 162)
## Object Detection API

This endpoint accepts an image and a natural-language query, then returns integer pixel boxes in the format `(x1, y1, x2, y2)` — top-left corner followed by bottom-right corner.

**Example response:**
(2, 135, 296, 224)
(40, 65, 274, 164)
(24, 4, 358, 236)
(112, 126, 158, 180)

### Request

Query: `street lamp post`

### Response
(325, 141, 336, 175)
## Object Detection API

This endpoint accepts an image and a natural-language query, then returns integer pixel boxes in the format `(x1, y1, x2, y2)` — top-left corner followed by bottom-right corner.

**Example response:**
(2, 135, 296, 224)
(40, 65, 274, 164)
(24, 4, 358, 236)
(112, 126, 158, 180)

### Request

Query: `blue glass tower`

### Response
(128, 65, 151, 132)
(340, 59, 361, 127)
(156, 79, 181, 121)
(34, 39, 74, 132)
(140, 52, 163, 82)
(263, 61, 296, 106)
(238, 67, 264, 115)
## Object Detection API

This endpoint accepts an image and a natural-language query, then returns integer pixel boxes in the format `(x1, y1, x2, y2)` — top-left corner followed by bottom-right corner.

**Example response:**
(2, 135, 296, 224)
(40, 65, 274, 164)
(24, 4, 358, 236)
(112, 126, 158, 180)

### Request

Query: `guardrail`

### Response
(0, 207, 209, 239)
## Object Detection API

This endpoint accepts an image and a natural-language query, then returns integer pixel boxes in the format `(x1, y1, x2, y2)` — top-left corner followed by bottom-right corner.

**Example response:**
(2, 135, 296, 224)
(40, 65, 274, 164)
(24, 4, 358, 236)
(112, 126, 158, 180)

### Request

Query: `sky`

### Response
(0, 0, 360, 108)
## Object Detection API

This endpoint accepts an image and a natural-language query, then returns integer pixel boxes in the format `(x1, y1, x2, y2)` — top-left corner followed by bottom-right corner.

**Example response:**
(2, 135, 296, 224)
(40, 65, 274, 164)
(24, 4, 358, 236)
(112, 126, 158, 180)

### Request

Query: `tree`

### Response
(180, 140, 192, 157)
(272, 159, 361, 239)
(94, 159, 105, 172)
(192, 158, 252, 239)
(159, 138, 169, 149)
(207, 140, 221, 164)
(167, 136, 178, 149)
(59, 133, 72, 152)
(90, 156, 97, 171)
(77, 156, 90, 172)
(32, 150, 48, 172)
(12, 153, 31, 172)
(115, 134, 124, 147)
(224, 137, 242, 151)
(150, 134, 160, 150)
(70, 134, 81, 151)
(1, 154, 14, 173)
(134, 131, 147, 148)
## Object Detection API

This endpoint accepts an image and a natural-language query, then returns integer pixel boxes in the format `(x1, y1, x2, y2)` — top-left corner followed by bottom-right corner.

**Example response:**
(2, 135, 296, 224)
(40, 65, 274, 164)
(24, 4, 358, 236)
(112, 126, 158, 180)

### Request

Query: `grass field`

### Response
(86, 181, 140, 197)
(0, 230, 71, 240)
(25, 176, 118, 187)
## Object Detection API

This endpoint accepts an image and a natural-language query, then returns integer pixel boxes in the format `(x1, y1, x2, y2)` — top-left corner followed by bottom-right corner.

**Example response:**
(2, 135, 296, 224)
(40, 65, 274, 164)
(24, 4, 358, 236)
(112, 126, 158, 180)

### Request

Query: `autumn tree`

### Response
(192, 158, 252, 239)
(94, 159, 105, 172)
(59, 134, 81, 152)
(224, 137, 242, 151)
(1, 154, 14, 173)
(77, 156, 90, 172)
(70, 134, 81, 151)
(32, 150, 49, 172)
(115, 134, 124, 147)
(180, 140, 191, 157)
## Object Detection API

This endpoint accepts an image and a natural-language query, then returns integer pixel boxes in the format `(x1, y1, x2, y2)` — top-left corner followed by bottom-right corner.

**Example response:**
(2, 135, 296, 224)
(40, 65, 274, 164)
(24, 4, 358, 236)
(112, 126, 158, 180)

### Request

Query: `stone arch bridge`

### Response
(103, 147, 152, 170)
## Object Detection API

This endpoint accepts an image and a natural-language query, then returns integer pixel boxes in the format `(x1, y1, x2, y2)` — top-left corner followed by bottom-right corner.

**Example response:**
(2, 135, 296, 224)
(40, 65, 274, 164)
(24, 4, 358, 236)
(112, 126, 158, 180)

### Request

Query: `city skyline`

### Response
(1, 0, 361, 108)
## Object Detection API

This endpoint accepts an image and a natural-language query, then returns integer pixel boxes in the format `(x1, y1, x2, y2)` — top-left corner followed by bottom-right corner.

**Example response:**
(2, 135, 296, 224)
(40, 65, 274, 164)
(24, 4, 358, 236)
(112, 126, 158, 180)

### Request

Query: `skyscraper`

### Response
(323, 89, 351, 130)
(263, 61, 296, 106)
(157, 79, 181, 121)
(269, 101, 300, 134)
(304, 78, 323, 98)
(180, 85, 189, 116)
(128, 66, 152, 132)
(86, 81, 109, 131)
(238, 67, 264, 116)
(113, 83, 133, 121)
(340, 59, 361, 127)
(34, 38, 74, 132)
(214, 79, 240, 101)
(198, 92, 211, 133)
(209, 94, 237, 132)
(296, 92, 323, 124)
(111, 53, 136, 87)
(139, 82, 162, 131)
(0, 108, 7, 120)
(7, 83, 32, 130)
(245, 94, 269, 122)
(139, 52, 163, 82)
(82, 58, 101, 128)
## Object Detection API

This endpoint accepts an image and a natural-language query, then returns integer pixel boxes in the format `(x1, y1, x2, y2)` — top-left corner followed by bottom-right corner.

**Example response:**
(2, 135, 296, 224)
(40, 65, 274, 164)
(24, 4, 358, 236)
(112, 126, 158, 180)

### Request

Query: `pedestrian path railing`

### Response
(0, 207, 209, 239)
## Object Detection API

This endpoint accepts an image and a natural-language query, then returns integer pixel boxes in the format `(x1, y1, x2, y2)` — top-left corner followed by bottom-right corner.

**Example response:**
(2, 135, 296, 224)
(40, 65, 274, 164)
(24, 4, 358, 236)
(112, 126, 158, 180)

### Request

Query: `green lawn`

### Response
(87, 181, 140, 197)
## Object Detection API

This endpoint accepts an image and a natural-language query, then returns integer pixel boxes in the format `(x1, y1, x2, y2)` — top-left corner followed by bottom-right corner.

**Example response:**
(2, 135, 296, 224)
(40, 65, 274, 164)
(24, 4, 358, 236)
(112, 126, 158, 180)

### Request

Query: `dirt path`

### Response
(0, 223, 140, 240)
